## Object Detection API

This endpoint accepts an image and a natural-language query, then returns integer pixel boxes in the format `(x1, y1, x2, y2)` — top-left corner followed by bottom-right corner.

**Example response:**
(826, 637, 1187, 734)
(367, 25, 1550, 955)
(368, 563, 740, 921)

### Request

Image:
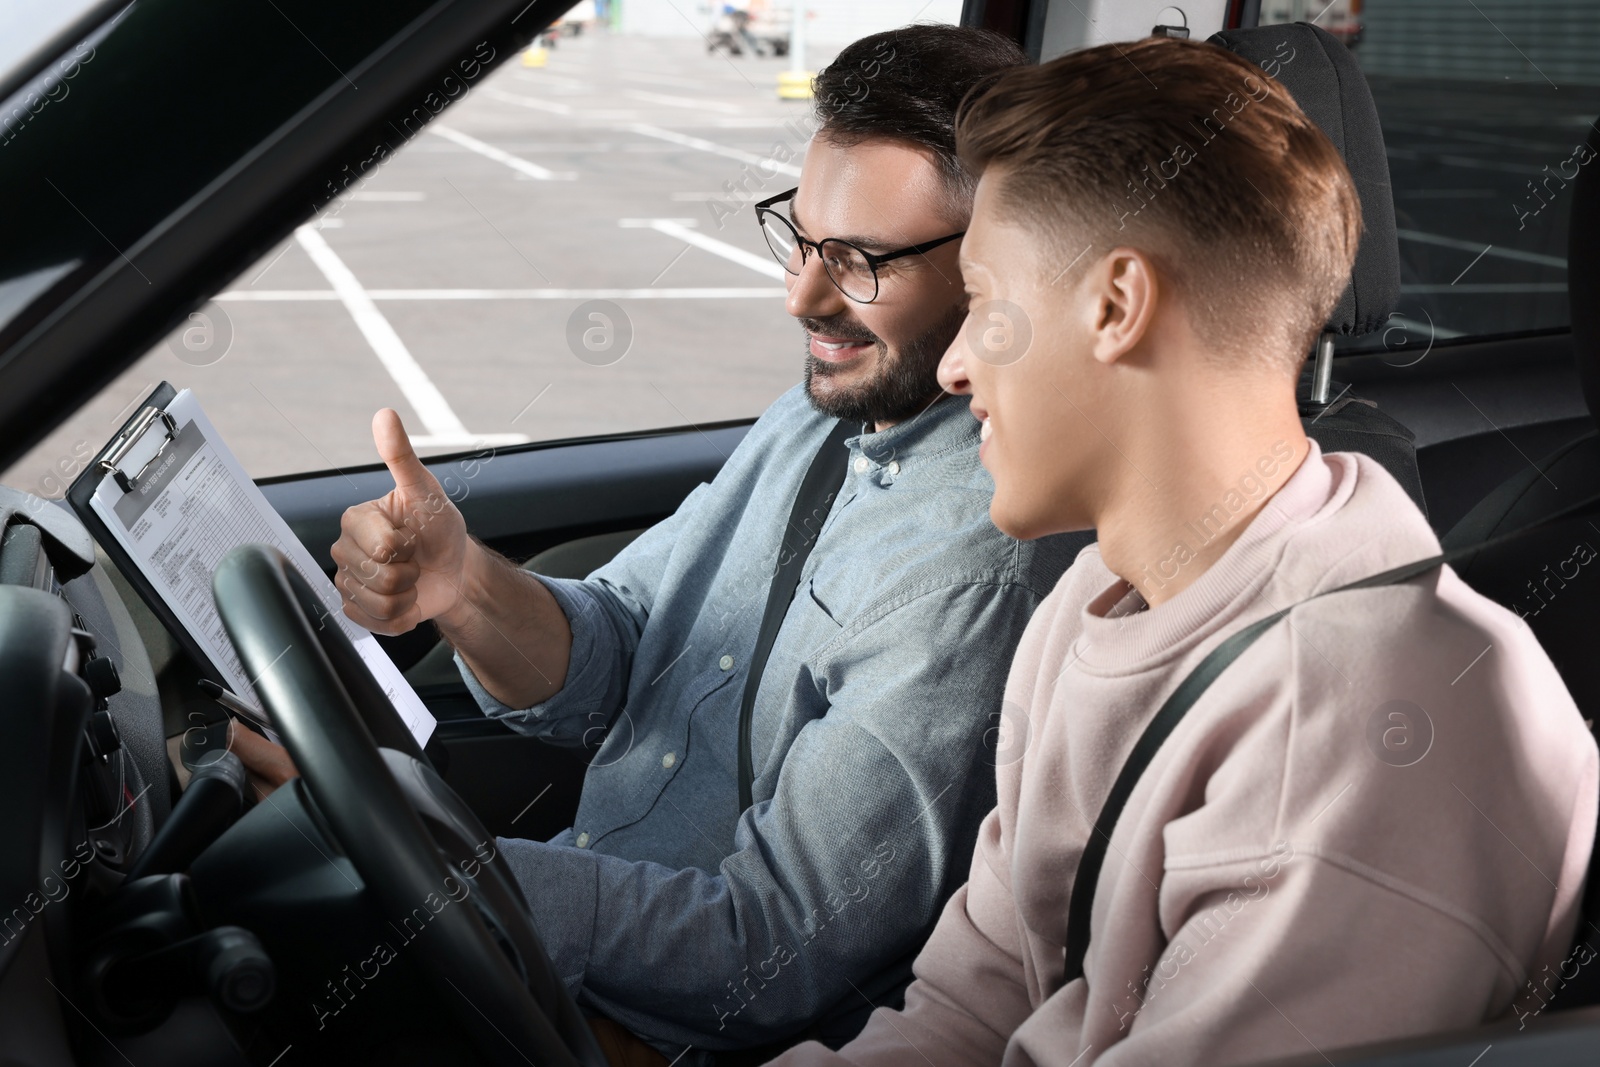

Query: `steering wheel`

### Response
(212, 544, 608, 1067)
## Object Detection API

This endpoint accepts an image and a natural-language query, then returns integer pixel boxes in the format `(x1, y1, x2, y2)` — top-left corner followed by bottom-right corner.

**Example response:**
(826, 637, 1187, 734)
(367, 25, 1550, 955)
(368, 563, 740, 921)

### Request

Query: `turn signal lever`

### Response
(125, 751, 247, 882)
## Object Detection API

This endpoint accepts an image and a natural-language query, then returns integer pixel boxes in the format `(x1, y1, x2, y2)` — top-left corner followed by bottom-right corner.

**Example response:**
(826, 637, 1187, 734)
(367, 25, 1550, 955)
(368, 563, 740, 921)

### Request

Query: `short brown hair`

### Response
(955, 36, 1361, 367)
(814, 25, 1027, 215)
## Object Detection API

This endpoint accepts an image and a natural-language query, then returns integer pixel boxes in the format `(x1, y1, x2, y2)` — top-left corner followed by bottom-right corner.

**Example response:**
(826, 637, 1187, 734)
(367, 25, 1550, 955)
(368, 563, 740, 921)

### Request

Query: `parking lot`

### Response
(8, 30, 844, 487)
(5, 24, 1595, 495)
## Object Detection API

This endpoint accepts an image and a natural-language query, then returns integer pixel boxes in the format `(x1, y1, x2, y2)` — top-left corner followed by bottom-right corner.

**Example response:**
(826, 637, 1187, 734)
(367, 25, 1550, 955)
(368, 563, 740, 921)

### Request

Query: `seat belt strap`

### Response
(737, 419, 855, 812)
(1062, 492, 1600, 984)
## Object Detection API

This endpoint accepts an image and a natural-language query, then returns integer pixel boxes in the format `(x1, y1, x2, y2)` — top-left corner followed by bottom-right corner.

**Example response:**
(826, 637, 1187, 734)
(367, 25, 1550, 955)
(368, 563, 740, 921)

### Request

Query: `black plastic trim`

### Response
(1335, 327, 1573, 383)
(253, 417, 756, 486)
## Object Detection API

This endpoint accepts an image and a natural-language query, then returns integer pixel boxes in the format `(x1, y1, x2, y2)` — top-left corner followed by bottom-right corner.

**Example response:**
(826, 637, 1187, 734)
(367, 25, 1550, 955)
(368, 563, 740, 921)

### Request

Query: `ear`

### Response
(1085, 248, 1159, 367)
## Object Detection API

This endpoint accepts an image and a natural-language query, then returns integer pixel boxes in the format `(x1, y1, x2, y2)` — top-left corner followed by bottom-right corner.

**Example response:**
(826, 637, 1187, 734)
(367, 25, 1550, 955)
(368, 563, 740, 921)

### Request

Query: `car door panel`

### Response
(1341, 333, 1590, 533)
(260, 422, 749, 570)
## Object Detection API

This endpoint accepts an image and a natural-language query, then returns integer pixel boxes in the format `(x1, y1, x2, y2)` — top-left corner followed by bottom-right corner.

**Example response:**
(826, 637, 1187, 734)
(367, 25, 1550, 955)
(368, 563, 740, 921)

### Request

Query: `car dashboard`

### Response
(0, 488, 170, 877)
(0, 487, 508, 1065)
(0, 488, 181, 1055)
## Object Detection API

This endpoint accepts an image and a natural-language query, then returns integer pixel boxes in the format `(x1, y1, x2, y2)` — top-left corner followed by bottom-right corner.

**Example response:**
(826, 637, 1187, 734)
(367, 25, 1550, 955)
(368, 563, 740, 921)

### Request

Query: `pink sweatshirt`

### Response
(775, 443, 1598, 1066)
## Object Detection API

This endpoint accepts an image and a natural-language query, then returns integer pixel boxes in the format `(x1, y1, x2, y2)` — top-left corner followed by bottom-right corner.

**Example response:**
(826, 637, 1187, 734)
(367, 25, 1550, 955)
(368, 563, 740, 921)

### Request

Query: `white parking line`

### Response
(1401, 283, 1567, 294)
(621, 70, 712, 90)
(216, 287, 786, 301)
(485, 84, 788, 130)
(1396, 229, 1567, 268)
(625, 89, 743, 114)
(480, 86, 573, 115)
(510, 70, 589, 91)
(708, 118, 798, 128)
(428, 125, 576, 181)
(627, 123, 802, 178)
(1388, 313, 1466, 339)
(670, 190, 760, 201)
(291, 225, 527, 448)
(619, 218, 786, 280)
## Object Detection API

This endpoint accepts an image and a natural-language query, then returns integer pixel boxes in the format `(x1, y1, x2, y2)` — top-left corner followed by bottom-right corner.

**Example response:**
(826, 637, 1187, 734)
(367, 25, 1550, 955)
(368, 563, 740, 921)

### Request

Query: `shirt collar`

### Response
(843, 392, 978, 475)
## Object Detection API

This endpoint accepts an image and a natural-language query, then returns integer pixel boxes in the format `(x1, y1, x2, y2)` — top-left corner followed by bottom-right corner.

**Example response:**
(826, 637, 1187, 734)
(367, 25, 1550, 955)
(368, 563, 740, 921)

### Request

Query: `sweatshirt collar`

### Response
(1076, 439, 1339, 670)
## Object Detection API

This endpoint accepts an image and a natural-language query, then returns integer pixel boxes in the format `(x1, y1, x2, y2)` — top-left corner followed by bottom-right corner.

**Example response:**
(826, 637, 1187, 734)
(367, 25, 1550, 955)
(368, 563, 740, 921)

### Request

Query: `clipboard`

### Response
(67, 381, 436, 747)
(68, 382, 221, 685)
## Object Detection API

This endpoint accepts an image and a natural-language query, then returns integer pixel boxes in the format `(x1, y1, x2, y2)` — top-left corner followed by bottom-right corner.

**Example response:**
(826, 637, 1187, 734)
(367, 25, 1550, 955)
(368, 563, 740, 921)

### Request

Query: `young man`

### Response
(275, 24, 1090, 1062)
(769, 36, 1599, 1067)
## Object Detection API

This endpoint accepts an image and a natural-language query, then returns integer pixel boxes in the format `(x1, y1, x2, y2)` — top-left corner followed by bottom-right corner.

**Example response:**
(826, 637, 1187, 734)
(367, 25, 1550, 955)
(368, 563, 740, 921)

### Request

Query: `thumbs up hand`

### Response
(332, 409, 472, 635)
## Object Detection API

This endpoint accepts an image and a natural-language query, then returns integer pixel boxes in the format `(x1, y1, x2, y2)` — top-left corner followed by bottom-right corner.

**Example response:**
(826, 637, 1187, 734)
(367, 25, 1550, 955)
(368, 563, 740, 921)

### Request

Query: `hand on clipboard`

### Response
(67, 384, 438, 749)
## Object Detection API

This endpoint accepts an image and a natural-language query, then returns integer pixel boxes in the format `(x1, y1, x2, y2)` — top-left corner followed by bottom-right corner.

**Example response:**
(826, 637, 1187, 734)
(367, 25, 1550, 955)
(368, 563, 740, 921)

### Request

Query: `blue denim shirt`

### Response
(459, 384, 1089, 1054)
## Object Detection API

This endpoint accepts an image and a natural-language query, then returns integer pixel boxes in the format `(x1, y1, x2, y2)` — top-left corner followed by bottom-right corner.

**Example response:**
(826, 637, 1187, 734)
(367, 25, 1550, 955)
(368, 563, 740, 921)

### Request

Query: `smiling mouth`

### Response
(809, 334, 874, 363)
(801, 317, 879, 364)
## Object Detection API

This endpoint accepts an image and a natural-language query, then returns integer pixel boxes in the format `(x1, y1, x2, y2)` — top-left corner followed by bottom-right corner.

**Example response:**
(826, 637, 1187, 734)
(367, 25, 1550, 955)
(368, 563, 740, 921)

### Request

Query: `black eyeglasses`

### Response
(754, 188, 965, 304)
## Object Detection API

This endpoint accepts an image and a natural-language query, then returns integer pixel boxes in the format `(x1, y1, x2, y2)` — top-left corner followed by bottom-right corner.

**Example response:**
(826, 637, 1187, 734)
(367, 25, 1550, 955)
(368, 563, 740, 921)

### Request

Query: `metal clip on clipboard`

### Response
(97, 404, 179, 493)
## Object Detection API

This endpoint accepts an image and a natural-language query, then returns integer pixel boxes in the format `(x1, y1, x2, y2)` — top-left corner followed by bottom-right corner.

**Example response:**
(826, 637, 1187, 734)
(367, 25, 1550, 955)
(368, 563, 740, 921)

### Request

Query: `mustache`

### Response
(800, 315, 881, 346)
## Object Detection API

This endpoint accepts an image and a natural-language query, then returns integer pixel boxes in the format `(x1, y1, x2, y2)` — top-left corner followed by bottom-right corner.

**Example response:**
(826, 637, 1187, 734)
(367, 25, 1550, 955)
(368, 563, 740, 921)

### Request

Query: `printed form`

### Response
(90, 389, 436, 747)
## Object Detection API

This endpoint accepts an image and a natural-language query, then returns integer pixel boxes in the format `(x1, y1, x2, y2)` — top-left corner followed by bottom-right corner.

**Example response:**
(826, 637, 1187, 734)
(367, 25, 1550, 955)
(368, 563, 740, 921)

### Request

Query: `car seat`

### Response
(1439, 117, 1600, 1011)
(1208, 22, 1427, 513)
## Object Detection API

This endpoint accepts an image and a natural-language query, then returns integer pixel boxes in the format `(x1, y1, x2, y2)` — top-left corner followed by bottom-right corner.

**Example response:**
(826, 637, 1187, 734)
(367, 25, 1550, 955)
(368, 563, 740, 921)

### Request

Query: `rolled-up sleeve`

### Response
(497, 579, 1045, 1052)
(456, 577, 629, 746)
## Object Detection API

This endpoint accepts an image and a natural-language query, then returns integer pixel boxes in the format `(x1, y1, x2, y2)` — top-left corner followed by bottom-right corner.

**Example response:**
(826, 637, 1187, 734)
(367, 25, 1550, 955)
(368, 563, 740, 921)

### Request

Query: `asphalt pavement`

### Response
(8, 30, 841, 491)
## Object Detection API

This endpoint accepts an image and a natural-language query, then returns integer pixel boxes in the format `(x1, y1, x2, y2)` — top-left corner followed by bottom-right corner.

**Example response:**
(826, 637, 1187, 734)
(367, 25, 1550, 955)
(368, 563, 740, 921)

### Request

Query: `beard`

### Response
(801, 303, 968, 424)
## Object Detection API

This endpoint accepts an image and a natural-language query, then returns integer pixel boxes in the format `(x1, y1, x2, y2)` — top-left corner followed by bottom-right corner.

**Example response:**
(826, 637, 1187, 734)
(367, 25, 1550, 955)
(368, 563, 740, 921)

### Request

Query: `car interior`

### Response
(1, 0, 1597, 1064)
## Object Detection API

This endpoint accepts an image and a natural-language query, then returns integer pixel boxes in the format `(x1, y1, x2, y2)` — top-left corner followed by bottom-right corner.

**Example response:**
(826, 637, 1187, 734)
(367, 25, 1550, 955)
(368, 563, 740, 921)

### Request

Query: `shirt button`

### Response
(853, 457, 869, 474)
(662, 752, 676, 769)
(576, 832, 590, 848)
(719, 654, 734, 670)
(888, 460, 900, 475)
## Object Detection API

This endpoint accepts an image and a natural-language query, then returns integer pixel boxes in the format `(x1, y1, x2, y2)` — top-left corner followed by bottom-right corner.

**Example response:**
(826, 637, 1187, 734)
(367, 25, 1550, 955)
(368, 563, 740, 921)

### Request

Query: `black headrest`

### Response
(1208, 22, 1400, 338)
(1571, 120, 1600, 425)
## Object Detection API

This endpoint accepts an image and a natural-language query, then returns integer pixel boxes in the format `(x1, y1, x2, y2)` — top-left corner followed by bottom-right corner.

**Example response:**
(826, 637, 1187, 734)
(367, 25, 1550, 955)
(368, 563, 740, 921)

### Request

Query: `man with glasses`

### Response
(287, 23, 1087, 1065)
